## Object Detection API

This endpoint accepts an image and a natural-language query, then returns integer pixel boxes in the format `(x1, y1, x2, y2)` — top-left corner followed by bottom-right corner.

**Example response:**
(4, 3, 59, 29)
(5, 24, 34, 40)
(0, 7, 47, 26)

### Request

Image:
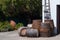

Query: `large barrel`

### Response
(40, 22, 51, 37)
(18, 27, 27, 37)
(26, 28, 39, 37)
(44, 20, 54, 36)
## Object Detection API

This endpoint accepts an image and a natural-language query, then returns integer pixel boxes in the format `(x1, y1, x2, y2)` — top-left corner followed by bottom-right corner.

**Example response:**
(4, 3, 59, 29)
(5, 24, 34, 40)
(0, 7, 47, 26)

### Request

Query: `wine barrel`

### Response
(18, 27, 27, 37)
(32, 20, 41, 36)
(26, 28, 39, 37)
(40, 22, 51, 37)
(45, 20, 54, 36)
(32, 20, 41, 29)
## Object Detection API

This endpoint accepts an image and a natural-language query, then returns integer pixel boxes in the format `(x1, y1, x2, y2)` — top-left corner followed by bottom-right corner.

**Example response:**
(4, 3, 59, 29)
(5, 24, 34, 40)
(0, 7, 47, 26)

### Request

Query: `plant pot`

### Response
(10, 20, 16, 30)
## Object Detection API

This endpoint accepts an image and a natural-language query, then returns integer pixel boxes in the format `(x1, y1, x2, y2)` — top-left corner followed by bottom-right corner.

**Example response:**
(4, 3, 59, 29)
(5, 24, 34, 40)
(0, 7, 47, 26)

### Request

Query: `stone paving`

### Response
(0, 30, 60, 40)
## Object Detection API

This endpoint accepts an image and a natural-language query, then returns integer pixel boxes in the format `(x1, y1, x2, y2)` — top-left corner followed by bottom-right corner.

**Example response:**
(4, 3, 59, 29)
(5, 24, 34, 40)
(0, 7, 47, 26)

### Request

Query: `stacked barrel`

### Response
(26, 28, 39, 37)
(40, 22, 51, 37)
(45, 20, 54, 36)
(18, 27, 27, 37)
(18, 19, 54, 37)
(32, 20, 41, 36)
(32, 19, 54, 37)
(18, 27, 39, 37)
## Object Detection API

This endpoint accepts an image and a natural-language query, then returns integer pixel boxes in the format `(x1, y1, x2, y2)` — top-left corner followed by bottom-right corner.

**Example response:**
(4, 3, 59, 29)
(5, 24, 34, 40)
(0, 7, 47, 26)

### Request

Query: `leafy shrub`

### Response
(0, 21, 24, 32)
(0, 21, 14, 32)
(16, 23, 23, 29)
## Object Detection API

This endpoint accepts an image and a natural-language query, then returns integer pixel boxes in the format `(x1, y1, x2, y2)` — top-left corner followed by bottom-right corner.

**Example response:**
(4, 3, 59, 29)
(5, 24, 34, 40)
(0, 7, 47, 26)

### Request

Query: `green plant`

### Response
(16, 23, 23, 29)
(0, 21, 24, 32)
(0, 21, 14, 32)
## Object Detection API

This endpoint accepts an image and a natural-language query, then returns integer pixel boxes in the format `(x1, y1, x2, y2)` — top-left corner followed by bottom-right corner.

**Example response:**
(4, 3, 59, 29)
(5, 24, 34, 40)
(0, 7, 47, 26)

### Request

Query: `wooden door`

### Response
(57, 5, 60, 33)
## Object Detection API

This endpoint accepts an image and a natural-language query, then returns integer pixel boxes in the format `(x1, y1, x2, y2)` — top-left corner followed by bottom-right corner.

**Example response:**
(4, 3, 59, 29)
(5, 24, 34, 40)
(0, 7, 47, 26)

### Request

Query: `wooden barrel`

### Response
(32, 20, 41, 29)
(26, 28, 39, 37)
(32, 20, 41, 31)
(32, 20, 41, 36)
(45, 20, 54, 29)
(18, 27, 27, 37)
(40, 22, 51, 37)
(44, 20, 54, 36)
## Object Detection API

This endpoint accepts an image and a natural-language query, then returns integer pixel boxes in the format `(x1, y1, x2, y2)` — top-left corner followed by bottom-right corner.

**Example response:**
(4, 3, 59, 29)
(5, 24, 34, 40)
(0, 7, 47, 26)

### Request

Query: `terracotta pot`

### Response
(10, 20, 16, 29)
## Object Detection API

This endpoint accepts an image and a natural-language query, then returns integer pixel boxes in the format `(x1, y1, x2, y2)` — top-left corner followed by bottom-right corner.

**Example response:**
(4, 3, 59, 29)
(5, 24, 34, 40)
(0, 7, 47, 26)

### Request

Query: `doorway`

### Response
(57, 5, 60, 33)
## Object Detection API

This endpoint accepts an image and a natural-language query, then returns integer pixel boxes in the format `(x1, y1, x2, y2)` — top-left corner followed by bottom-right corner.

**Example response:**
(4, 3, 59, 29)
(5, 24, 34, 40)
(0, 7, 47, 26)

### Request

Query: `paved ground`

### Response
(0, 30, 60, 40)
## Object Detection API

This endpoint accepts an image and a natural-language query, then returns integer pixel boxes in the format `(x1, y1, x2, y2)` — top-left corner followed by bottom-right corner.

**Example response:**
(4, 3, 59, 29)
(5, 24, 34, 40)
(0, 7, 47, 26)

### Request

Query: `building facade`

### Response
(42, 0, 60, 34)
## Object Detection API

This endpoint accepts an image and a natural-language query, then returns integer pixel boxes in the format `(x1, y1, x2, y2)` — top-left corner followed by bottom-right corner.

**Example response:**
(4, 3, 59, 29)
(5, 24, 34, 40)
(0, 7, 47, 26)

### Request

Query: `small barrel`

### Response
(32, 20, 41, 36)
(44, 20, 54, 36)
(26, 28, 39, 37)
(32, 20, 41, 29)
(18, 27, 27, 37)
(32, 20, 41, 31)
(45, 20, 54, 29)
(40, 22, 51, 37)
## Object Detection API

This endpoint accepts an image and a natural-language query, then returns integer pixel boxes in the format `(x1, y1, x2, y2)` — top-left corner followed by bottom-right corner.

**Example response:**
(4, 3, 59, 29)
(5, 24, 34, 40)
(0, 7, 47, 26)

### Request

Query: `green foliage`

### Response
(0, 0, 42, 30)
(0, 21, 13, 32)
(16, 23, 23, 29)
(2, 0, 42, 18)
(0, 21, 23, 32)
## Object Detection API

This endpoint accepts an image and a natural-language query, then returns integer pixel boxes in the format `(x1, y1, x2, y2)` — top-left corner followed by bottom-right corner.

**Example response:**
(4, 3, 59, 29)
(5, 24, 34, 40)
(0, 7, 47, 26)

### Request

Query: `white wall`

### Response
(42, 0, 60, 34)
(50, 0, 60, 27)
